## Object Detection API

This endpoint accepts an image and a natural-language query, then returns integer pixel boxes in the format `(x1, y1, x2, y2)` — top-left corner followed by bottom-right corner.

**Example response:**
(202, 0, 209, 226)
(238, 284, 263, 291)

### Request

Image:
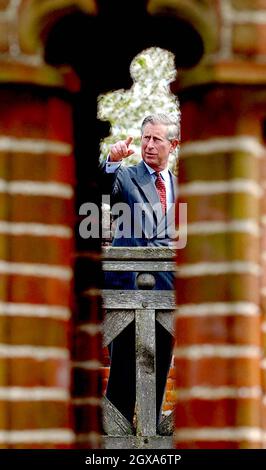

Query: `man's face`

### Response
(141, 123, 177, 171)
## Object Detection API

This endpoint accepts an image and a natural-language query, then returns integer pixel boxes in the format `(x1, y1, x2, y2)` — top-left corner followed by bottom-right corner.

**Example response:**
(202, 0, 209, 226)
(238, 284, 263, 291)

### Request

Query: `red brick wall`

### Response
(0, 87, 76, 448)
(0, 0, 266, 450)
(175, 85, 265, 448)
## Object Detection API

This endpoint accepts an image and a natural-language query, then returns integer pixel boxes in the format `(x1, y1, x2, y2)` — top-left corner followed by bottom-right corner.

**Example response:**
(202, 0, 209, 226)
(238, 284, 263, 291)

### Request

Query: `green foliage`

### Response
(97, 47, 180, 171)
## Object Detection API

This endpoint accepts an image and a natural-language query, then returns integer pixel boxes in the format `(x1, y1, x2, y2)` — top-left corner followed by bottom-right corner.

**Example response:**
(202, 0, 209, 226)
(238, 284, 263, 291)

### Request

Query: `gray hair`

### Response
(141, 113, 180, 141)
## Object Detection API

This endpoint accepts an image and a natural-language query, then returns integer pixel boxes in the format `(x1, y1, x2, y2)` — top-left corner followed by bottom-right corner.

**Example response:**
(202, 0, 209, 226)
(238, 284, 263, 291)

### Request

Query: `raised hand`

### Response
(109, 136, 134, 162)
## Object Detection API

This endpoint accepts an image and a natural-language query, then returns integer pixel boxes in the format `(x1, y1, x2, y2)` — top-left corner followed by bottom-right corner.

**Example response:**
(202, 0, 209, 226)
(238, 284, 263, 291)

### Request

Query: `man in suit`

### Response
(102, 113, 179, 427)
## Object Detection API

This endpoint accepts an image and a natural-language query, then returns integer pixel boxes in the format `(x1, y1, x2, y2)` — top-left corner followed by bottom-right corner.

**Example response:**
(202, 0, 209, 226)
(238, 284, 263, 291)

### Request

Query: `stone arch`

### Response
(147, 0, 218, 57)
(19, 0, 97, 54)
(33, 2, 216, 448)
(18, 1, 217, 73)
(24, 1, 218, 449)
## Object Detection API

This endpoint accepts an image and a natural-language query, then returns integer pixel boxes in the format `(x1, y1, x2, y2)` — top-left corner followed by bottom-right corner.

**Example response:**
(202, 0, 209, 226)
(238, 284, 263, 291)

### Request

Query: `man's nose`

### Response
(147, 138, 155, 148)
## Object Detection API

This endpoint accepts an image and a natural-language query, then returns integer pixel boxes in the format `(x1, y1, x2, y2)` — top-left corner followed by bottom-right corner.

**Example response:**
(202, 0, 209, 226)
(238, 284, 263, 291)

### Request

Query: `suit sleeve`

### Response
(99, 159, 123, 204)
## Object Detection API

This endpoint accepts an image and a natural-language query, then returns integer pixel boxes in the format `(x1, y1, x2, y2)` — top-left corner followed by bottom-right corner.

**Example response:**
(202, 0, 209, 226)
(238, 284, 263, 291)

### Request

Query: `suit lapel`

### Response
(131, 163, 178, 236)
(132, 161, 160, 207)
(169, 170, 177, 201)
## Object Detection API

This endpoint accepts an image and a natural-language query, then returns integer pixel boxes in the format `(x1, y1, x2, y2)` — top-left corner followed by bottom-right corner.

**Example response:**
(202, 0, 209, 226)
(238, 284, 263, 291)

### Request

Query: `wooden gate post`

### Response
(135, 308, 156, 436)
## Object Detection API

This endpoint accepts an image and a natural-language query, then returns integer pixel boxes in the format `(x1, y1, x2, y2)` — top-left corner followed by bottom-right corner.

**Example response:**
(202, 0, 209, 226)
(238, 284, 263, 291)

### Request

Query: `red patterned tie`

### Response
(155, 172, 167, 213)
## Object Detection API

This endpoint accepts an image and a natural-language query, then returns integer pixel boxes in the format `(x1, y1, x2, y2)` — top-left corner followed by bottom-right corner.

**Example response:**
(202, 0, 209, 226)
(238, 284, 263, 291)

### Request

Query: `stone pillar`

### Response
(175, 85, 265, 448)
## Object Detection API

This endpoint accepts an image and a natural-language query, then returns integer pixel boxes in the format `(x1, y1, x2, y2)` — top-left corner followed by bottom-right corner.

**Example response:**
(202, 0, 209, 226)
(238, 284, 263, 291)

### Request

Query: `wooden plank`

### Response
(101, 290, 176, 310)
(102, 260, 176, 272)
(158, 412, 174, 436)
(102, 435, 173, 449)
(102, 396, 134, 436)
(102, 310, 134, 347)
(156, 311, 175, 336)
(135, 309, 156, 437)
(102, 246, 176, 260)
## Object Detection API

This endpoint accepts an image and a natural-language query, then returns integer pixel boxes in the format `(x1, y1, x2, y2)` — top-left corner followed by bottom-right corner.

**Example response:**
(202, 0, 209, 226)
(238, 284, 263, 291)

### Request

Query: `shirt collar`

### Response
(143, 161, 169, 180)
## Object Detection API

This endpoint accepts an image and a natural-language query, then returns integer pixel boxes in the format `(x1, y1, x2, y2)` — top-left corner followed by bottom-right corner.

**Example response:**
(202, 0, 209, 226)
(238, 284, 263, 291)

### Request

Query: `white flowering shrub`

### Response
(97, 47, 180, 172)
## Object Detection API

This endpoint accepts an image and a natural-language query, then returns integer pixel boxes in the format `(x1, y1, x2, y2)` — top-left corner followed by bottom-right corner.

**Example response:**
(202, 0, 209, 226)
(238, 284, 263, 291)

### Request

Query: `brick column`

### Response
(0, 86, 75, 448)
(175, 86, 265, 448)
(261, 140, 266, 448)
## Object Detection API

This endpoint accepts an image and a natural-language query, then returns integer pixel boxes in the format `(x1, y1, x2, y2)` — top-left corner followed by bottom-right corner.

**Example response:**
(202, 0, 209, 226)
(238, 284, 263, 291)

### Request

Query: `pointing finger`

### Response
(125, 136, 133, 147)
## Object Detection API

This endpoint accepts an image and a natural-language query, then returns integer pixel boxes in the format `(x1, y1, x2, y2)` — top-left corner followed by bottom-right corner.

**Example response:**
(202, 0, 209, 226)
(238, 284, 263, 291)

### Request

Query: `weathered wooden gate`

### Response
(101, 246, 176, 449)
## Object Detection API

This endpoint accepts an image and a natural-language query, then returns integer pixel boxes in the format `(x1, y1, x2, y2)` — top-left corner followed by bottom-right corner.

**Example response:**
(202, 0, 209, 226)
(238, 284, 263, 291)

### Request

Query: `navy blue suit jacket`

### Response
(101, 160, 176, 289)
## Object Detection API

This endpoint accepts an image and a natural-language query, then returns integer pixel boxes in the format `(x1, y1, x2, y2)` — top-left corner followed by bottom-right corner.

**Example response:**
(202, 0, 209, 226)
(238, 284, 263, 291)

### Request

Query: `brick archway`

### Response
(18, 0, 97, 54)
(1, 0, 264, 452)
(38, 2, 209, 449)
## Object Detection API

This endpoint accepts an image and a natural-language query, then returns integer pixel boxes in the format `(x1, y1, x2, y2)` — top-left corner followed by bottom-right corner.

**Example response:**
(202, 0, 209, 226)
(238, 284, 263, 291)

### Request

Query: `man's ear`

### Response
(170, 139, 179, 152)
